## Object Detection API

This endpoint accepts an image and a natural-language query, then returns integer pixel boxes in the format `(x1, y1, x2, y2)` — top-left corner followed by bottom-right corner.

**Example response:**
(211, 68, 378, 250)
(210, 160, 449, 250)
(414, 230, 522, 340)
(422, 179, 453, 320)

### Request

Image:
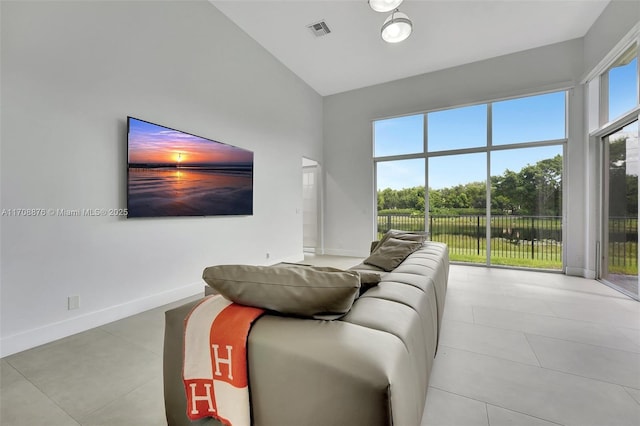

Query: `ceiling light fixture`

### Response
(368, 0, 404, 13)
(381, 9, 412, 43)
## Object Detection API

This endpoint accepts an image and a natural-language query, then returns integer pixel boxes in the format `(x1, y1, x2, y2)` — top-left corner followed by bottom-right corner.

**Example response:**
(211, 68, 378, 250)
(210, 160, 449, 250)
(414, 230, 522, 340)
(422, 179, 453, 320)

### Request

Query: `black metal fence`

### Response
(377, 214, 563, 265)
(607, 216, 638, 272)
(377, 213, 638, 272)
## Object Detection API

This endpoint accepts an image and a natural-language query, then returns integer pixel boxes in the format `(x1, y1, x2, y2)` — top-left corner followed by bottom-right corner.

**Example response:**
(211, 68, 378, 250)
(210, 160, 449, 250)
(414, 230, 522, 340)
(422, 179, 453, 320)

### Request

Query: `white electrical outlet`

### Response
(68, 295, 80, 310)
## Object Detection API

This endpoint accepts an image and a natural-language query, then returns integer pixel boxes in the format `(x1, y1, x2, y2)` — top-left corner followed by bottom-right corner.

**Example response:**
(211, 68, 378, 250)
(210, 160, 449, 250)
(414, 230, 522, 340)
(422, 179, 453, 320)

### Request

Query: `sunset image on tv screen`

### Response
(127, 117, 253, 217)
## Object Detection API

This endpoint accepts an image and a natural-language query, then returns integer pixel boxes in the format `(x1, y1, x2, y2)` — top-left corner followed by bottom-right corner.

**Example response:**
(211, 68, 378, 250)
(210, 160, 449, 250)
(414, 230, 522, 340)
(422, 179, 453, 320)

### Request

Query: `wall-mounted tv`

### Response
(127, 117, 253, 218)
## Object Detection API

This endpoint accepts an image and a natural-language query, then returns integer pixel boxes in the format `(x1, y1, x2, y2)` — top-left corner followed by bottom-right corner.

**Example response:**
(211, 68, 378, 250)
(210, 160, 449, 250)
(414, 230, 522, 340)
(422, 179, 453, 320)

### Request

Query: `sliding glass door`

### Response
(596, 41, 639, 299)
(602, 121, 639, 299)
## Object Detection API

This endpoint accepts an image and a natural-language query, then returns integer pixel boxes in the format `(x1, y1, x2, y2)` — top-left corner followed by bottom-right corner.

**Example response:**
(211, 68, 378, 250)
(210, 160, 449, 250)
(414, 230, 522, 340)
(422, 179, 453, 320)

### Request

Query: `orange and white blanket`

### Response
(183, 295, 264, 425)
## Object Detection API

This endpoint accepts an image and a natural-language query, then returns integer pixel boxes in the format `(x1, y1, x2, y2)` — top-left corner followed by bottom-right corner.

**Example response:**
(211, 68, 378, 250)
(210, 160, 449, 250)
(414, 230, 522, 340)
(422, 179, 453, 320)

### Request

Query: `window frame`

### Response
(585, 25, 640, 297)
(602, 43, 639, 125)
(373, 89, 569, 268)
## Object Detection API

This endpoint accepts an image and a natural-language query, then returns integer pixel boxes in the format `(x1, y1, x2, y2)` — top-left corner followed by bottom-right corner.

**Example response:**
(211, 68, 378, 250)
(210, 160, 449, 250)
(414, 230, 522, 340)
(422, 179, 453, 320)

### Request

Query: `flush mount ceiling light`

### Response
(381, 9, 413, 43)
(368, 0, 404, 13)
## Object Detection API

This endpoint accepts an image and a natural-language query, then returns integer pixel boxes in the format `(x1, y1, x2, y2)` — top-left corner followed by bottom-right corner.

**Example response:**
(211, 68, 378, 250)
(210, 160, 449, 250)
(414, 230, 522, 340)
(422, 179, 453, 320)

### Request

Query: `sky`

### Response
(128, 118, 252, 165)
(375, 59, 638, 190)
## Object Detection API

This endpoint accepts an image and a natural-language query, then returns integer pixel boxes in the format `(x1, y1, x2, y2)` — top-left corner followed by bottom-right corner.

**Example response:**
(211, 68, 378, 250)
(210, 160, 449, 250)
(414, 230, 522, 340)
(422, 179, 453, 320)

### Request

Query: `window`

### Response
(428, 104, 486, 151)
(588, 36, 640, 300)
(377, 159, 425, 193)
(607, 44, 639, 122)
(493, 92, 566, 145)
(491, 146, 563, 269)
(373, 90, 567, 269)
(429, 153, 487, 264)
(373, 114, 423, 157)
(376, 159, 425, 235)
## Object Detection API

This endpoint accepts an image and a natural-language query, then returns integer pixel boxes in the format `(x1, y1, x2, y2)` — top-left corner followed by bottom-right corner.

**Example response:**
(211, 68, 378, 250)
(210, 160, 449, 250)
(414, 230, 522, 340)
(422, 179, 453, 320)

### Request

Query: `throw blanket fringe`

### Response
(183, 295, 264, 425)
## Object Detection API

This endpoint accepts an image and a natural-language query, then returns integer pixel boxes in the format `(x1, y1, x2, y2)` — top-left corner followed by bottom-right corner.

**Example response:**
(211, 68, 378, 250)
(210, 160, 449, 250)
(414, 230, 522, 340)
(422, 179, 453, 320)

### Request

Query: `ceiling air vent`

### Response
(307, 20, 331, 37)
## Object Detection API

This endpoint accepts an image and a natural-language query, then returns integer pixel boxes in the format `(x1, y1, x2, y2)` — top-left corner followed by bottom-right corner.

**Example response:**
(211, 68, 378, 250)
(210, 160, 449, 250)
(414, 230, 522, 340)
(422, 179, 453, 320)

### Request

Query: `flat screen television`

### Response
(127, 117, 253, 218)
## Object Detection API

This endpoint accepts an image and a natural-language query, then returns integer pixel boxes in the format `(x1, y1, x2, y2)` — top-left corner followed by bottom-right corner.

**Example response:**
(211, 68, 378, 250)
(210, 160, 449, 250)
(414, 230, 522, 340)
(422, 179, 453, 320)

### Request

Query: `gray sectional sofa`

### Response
(163, 240, 449, 426)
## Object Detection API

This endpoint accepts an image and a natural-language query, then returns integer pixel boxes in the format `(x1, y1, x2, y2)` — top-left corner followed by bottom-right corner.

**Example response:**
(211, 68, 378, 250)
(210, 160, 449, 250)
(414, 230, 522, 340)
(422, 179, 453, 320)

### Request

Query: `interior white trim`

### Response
(370, 82, 574, 123)
(324, 248, 369, 258)
(581, 21, 640, 84)
(589, 105, 640, 138)
(565, 266, 597, 279)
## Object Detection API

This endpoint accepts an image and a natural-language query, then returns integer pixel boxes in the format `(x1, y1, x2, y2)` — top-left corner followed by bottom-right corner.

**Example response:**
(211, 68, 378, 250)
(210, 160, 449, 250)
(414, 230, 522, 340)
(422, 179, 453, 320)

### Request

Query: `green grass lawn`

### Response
(445, 251, 562, 270)
(430, 236, 563, 270)
(608, 242, 638, 275)
(377, 214, 638, 274)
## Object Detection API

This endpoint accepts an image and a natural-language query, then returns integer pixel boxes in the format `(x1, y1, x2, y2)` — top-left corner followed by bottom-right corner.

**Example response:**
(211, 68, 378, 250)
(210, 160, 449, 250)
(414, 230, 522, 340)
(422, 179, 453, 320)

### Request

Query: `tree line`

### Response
(378, 155, 563, 216)
(379, 144, 638, 217)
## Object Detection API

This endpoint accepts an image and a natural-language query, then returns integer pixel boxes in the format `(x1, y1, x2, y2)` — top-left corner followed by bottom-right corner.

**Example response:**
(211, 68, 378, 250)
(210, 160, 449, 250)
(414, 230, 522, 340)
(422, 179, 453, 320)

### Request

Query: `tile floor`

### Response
(1, 257, 639, 426)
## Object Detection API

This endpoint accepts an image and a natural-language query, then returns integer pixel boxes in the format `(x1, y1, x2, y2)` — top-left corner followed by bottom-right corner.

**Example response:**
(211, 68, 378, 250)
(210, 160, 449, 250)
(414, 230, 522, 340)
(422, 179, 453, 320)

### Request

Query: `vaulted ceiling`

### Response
(211, 0, 610, 96)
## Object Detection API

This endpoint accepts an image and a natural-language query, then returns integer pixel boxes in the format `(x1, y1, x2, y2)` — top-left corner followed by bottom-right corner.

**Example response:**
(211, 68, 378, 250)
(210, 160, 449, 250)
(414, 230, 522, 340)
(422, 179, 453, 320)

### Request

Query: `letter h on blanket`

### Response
(183, 295, 264, 426)
(212, 344, 234, 380)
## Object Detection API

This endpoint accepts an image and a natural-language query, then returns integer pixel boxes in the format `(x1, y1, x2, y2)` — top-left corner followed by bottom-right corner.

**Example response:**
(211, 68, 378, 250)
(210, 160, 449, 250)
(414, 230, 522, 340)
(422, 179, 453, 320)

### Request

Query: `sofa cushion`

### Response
(355, 270, 383, 285)
(349, 262, 386, 273)
(202, 264, 360, 319)
(364, 237, 423, 272)
(275, 263, 382, 296)
(371, 229, 428, 253)
(348, 268, 384, 295)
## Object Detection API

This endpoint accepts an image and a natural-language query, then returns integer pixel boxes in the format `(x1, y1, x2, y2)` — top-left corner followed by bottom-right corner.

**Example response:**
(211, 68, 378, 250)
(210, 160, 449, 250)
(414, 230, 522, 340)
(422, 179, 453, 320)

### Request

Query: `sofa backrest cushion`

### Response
(202, 265, 361, 319)
(364, 237, 423, 272)
(371, 229, 428, 253)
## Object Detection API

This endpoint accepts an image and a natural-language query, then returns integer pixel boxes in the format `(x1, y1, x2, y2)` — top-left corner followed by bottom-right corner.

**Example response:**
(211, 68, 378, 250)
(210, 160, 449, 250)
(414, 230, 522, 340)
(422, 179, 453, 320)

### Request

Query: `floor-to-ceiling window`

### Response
(491, 146, 563, 269)
(374, 115, 426, 236)
(591, 41, 639, 299)
(373, 90, 567, 270)
(429, 152, 487, 264)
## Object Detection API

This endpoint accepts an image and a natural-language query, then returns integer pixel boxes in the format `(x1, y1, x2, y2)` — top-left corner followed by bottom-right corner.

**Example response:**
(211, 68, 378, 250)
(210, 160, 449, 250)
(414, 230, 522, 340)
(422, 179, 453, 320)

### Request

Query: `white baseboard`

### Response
(323, 248, 368, 258)
(263, 254, 305, 266)
(278, 254, 305, 264)
(0, 282, 203, 357)
(565, 267, 597, 279)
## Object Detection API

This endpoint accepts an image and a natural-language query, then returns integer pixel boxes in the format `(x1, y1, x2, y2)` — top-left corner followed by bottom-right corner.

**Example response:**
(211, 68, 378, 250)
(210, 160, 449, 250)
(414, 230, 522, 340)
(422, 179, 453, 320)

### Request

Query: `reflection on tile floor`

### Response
(602, 273, 638, 301)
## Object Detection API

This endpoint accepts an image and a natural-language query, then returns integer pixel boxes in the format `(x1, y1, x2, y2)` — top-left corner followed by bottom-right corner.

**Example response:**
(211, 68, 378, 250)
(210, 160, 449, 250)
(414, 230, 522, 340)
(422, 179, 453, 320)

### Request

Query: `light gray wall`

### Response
(323, 38, 588, 275)
(0, 0, 322, 356)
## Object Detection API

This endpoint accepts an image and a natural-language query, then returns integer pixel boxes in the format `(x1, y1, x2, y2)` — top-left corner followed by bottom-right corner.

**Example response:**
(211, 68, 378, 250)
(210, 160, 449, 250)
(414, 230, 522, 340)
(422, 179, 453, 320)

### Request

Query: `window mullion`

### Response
(424, 113, 429, 234)
(486, 103, 492, 266)
(600, 69, 609, 127)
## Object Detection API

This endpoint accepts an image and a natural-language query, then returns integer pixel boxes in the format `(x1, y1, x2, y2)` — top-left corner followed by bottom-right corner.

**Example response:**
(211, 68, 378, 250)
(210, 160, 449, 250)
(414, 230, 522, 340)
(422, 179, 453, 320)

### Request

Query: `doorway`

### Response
(302, 158, 321, 253)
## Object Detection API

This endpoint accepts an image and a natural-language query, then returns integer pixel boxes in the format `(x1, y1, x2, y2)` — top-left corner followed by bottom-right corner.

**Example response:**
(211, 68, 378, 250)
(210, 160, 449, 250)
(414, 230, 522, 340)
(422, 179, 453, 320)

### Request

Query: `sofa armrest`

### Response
(164, 303, 420, 426)
(248, 316, 418, 426)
